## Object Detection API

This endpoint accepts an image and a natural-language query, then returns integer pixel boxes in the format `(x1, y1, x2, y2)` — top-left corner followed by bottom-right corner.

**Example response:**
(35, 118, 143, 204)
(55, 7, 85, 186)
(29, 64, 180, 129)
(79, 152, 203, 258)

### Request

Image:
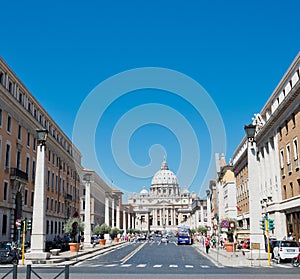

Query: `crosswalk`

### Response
(81, 263, 213, 269)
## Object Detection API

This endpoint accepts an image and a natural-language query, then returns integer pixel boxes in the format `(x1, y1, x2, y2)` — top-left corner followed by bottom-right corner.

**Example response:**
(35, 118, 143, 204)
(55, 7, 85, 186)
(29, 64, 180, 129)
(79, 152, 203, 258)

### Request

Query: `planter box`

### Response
(69, 243, 80, 252)
(99, 239, 106, 246)
(224, 242, 236, 252)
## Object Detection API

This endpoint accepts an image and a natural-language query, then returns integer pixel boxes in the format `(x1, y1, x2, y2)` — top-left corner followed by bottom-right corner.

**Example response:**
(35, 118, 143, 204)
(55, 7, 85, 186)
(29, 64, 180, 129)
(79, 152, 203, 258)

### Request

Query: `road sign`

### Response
(221, 220, 229, 228)
(16, 218, 22, 228)
(251, 242, 260, 250)
(213, 224, 218, 230)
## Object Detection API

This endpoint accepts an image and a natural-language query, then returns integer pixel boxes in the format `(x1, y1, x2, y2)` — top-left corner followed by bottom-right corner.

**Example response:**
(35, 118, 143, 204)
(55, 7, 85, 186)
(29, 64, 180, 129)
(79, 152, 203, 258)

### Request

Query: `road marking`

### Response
(153, 264, 162, 268)
(185, 265, 194, 268)
(201, 265, 210, 268)
(105, 264, 118, 267)
(121, 264, 132, 267)
(121, 242, 147, 263)
(169, 264, 178, 268)
(137, 264, 147, 267)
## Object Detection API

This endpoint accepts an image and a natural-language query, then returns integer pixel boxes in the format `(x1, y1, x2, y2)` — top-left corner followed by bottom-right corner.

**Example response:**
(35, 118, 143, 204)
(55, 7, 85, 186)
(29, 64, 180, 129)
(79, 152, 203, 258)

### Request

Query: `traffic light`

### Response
(27, 219, 32, 231)
(268, 219, 275, 231)
(260, 219, 265, 231)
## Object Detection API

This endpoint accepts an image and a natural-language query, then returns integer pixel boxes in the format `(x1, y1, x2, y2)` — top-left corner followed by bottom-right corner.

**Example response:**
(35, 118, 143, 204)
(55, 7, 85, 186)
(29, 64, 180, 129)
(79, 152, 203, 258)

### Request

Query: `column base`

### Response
(26, 251, 51, 261)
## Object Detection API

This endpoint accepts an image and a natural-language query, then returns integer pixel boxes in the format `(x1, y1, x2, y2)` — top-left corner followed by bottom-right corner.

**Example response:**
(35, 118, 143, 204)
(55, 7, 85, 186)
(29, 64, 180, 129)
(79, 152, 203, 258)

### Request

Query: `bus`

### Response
(177, 225, 193, 245)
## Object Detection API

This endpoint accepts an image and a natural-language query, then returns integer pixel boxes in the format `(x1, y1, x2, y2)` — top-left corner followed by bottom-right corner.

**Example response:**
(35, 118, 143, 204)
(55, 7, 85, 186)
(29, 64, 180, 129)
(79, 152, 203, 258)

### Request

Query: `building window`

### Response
(0, 108, 2, 127)
(16, 150, 21, 169)
(280, 149, 284, 169)
(27, 132, 30, 147)
(26, 157, 30, 174)
(2, 215, 7, 235)
(4, 181, 8, 200)
(290, 182, 294, 197)
(33, 138, 37, 151)
(8, 81, 13, 94)
(7, 115, 11, 133)
(47, 170, 50, 189)
(31, 191, 34, 207)
(32, 160, 36, 180)
(5, 143, 10, 169)
(18, 125, 22, 140)
(0, 72, 4, 86)
(283, 185, 287, 199)
(24, 189, 28, 206)
(293, 138, 299, 170)
(47, 197, 49, 210)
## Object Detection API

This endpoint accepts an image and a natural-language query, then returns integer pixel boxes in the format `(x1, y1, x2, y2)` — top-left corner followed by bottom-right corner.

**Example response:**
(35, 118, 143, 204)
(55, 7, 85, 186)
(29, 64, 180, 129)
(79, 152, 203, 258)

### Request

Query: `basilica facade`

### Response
(128, 159, 208, 232)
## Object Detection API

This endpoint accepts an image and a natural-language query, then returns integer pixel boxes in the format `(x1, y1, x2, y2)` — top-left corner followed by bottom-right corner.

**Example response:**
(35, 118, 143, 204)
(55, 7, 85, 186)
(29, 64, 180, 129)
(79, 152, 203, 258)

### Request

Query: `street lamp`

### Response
(26, 129, 50, 261)
(83, 172, 93, 248)
(244, 124, 256, 142)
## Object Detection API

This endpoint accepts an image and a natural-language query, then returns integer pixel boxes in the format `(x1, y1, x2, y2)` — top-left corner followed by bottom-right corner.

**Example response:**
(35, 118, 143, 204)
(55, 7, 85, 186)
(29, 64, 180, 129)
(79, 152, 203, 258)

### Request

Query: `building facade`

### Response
(0, 57, 82, 242)
(232, 52, 300, 245)
(128, 159, 207, 232)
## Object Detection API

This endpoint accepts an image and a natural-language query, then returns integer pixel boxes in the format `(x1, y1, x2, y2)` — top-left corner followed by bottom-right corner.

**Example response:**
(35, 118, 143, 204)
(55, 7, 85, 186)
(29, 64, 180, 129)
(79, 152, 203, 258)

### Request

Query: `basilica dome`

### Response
(150, 159, 179, 196)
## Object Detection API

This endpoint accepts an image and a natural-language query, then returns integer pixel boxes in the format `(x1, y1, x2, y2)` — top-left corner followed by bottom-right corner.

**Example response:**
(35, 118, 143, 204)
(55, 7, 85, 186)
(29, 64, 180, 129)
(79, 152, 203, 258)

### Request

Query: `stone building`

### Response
(0, 57, 82, 242)
(232, 52, 300, 246)
(128, 159, 207, 232)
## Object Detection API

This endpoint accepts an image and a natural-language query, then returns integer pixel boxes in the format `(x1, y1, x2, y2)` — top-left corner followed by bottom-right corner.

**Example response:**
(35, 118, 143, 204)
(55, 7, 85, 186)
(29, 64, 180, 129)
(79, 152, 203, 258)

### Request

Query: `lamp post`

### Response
(244, 123, 265, 251)
(27, 129, 50, 260)
(83, 172, 93, 248)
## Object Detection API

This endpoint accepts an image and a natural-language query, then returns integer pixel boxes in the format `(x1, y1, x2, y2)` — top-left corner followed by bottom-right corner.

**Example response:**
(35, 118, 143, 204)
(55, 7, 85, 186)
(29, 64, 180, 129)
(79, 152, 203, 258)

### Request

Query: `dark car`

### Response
(0, 242, 19, 264)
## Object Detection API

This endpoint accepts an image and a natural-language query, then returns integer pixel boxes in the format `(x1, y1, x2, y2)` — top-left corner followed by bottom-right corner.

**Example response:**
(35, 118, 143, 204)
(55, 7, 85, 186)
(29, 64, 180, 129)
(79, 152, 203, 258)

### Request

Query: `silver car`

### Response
(273, 240, 299, 263)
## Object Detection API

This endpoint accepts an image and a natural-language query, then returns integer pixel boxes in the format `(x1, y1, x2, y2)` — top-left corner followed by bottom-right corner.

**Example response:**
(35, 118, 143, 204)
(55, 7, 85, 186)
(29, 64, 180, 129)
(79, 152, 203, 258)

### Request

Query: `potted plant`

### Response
(63, 217, 84, 252)
(110, 227, 121, 243)
(93, 223, 111, 245)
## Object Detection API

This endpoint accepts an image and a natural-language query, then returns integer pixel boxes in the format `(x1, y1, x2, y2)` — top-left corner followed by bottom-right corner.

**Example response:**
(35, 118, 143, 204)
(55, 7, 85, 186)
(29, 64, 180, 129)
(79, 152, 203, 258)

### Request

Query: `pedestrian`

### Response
(205, 236, 210, 254)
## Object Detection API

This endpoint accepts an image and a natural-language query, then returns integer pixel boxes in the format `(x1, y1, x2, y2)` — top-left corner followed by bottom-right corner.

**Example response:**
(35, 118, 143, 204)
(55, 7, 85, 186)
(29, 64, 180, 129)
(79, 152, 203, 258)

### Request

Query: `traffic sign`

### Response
(16, 218, 22, 228)
(221, 220, 229, 228)
(213, 224, 218, 230)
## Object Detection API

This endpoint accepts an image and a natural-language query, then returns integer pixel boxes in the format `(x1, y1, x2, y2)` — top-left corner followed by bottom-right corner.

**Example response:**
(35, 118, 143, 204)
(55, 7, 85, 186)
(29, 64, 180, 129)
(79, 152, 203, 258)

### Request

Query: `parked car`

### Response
(272, 240, 299, 263)
(0, 242, 19, 264)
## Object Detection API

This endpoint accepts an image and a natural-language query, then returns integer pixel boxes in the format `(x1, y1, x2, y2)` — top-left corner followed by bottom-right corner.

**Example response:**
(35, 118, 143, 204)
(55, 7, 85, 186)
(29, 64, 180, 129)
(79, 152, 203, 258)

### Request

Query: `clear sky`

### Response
(1, 0, 299, 199)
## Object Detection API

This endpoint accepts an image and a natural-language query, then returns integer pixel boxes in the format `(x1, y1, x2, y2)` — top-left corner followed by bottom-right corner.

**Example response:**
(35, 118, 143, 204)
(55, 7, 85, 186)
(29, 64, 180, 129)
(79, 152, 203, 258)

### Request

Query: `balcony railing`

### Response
(10, 168, 28, 182)
(64, 193, 72, 201)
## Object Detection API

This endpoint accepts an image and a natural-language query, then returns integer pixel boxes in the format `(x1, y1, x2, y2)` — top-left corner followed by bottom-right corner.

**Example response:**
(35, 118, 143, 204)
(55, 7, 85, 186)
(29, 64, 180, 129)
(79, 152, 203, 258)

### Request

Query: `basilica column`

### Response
(171, 208, 174, 226)
(128, 213, 131, 229)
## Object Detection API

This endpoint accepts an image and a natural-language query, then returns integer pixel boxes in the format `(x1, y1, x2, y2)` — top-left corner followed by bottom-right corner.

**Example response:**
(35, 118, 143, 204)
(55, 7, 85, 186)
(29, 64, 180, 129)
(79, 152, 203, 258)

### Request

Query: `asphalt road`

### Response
(0, 237, 299, 279)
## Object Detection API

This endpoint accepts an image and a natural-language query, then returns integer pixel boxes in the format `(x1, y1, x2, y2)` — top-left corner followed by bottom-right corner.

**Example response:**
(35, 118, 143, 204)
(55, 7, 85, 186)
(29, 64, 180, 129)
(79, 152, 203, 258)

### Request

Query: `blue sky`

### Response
(1, 0, 300, 199)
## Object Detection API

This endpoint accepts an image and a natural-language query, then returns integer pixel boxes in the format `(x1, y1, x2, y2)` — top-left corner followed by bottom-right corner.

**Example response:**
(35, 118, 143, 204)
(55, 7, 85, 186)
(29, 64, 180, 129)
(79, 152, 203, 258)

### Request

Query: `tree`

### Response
(93, 223, 111, 239)
(63, 217, 84, 243)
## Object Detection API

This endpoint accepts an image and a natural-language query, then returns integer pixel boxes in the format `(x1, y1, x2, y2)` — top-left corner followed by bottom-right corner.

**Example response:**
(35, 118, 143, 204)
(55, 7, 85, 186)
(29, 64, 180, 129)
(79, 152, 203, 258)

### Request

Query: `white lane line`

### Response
(136, 264, 147, 267)
(201, 265, 210, 268)
(105, 264, 118, 267)
(121, 264, 132, 267)
(185, 265, 194, 268)
(169, 264, 178, 268)
(153, 264, 162, 268)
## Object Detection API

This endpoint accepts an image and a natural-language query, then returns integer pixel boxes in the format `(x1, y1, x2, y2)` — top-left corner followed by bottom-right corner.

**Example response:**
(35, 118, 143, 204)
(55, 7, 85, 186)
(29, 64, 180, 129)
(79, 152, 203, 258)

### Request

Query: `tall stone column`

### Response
(27, 131, 50, 260)
(247, 140, 265, 248)
(200, 204, 204, 226)
(83, 174, 92, 248)
(105, 195, 110, 226)
(116, 205, 120, 228)
(128, 213, 131, 229)
(123, 209, 127, 233)
(206, 190, 212, 231)
(111, 198, 115, 227)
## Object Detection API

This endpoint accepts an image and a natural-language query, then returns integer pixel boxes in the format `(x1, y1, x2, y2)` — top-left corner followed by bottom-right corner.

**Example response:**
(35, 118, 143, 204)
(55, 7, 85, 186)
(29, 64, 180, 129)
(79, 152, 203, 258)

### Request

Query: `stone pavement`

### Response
(193, 242, 272, 267)
(24, 240, 129, 266)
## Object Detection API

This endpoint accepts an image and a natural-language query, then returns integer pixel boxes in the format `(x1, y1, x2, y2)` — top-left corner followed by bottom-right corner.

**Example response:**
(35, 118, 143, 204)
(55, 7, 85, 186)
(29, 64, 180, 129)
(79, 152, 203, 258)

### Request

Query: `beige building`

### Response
(232, 52, 300, 244)
(0, 57, 82, 242)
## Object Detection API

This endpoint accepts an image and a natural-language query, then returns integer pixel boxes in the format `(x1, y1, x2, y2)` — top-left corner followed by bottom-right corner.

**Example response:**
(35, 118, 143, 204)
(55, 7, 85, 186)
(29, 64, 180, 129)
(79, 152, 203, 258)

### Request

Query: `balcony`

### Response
(10, 168, 28, 183)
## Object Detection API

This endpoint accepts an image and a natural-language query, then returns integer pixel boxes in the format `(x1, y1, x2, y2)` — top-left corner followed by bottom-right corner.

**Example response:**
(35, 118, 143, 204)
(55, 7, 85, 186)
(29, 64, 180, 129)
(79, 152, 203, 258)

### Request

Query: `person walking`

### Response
(205, 236, 210, 254)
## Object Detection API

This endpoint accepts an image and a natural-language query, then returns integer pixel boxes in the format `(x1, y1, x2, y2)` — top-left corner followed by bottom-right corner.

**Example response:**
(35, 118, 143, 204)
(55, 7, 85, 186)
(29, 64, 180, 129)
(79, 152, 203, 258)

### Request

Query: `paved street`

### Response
(0, 238, 299, 278)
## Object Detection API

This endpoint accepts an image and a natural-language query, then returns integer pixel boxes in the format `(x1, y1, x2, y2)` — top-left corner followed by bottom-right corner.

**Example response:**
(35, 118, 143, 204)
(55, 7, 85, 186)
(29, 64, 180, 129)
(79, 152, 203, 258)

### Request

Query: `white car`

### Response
(273, 240, 299, 263)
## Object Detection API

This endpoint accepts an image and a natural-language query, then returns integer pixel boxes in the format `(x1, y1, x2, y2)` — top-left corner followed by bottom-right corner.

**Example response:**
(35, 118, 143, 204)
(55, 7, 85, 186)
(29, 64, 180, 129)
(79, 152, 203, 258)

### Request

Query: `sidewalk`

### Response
(24, 240, 129, 266)
(193, 242, 272, 267)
